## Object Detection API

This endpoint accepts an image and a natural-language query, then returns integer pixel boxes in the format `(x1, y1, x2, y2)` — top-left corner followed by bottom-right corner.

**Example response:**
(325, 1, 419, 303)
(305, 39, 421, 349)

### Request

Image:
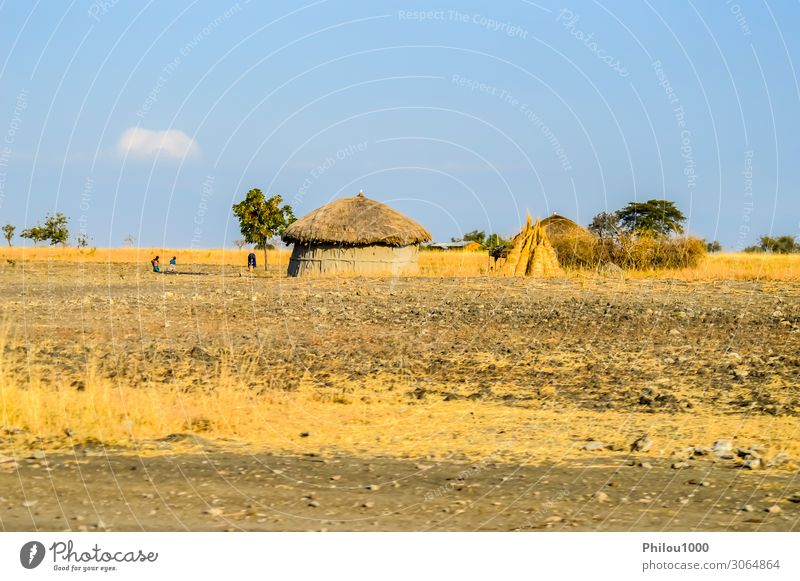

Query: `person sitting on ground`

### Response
(151, 255, 160, 273)
(247, 251, 257, 272)
(168, 256, 177, 272)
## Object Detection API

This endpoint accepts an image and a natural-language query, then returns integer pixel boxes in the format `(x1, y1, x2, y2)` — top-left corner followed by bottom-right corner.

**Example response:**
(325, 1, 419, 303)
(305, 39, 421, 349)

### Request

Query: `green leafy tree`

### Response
(754, 235, 799, 254)
(484, 233, 507, 250)
(20, 213, 70, 246)
(588, 211, 620, 240)
(20, 225, 47, 245)
(451, 230, 486, 245)
(616, 199, 686, 237)
(2, 224, 15, 246)
(232, 188, 296, 270)
(76, 233, 90, 248)
(705, 240, 722, 253)
(43, 213, 70, 246)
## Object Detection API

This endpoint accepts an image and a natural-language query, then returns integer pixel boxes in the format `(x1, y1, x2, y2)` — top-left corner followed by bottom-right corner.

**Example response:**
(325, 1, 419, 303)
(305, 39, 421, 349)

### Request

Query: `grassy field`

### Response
(1, 246, 799, 280)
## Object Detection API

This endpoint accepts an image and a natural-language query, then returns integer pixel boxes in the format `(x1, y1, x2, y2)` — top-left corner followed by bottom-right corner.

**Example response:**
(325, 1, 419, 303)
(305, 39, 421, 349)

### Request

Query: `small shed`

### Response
(281, 192, 432, 276)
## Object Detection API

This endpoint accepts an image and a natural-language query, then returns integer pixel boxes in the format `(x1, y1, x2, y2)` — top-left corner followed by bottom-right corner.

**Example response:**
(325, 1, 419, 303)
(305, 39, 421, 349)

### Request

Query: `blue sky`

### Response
(0, 0, 798, 249)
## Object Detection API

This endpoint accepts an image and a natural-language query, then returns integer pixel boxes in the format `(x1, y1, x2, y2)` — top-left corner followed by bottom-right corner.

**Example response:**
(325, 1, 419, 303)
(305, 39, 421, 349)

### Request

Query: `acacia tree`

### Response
(588, 211, 620, 240)
(616, 199, 685, 237)
(20, 225, 47, 245)
(43, 213, 69, 245)
(21, 213, 70, 246)
(232, 188, 295, 270)
(2, 224, 15, 246)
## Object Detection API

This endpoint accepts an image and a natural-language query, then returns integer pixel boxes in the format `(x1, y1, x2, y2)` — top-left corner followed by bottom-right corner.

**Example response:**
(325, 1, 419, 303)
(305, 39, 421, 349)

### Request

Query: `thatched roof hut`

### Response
(282, 191, 431, 276)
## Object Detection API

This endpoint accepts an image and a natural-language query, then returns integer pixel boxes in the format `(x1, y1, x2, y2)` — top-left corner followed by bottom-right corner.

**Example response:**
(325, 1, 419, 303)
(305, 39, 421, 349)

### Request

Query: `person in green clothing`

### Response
(151, 255, 160, 273)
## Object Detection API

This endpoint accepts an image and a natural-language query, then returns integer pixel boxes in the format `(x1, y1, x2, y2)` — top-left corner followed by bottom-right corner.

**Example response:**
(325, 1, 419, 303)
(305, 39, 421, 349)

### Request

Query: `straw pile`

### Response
(499, 215, 562, 276)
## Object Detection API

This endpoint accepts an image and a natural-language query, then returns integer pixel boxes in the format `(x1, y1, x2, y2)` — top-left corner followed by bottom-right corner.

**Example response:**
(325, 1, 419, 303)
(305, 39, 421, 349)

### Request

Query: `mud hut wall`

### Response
(287, 243, 420, 276)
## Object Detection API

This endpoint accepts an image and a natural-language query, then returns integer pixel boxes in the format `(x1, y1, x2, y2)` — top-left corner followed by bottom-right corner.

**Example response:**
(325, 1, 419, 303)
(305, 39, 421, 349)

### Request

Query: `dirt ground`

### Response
(0, 260, 799, 531)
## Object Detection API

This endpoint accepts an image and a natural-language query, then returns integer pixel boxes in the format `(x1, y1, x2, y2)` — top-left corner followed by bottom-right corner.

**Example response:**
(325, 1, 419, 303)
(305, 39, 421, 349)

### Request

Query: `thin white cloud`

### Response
(117, 127, 199, 159)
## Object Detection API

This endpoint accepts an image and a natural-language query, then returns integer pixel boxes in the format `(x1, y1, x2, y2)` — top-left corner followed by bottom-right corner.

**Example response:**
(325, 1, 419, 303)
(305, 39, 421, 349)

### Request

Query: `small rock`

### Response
(640, 462, 653, 470)
(29, 451, 46, 460)
(362, 501, 375, 509)
(630, 434, 653, 453)
(594, 491, 610, 503)
(582, 441, 606, 451)
(330, 475, 341, 481)
(765, 505, 781, 514)
(299, 432, 311, 438)
(205, 507, 224, 517)
(687, 479, 710, 487)
(741, 458, 761, 470)
(308, 500, 320, 508)
(366, 484, 380, 491)
(22, 500, 37, 508)
(545, 515, 563, 523)
(671, 461, 690, 470)
(741, 505, 755, 513)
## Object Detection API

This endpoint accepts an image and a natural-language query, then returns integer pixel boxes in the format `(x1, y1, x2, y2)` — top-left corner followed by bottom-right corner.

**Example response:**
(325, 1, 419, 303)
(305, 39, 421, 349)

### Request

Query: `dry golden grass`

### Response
(2, 346, 798, 465)
(1, 246, 799, 280)
(0, 246, 292, 267)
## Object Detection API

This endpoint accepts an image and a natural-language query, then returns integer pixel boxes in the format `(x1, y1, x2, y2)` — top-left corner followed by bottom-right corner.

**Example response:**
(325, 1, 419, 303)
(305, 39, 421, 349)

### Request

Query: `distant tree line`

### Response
(744, 235, 799, 254)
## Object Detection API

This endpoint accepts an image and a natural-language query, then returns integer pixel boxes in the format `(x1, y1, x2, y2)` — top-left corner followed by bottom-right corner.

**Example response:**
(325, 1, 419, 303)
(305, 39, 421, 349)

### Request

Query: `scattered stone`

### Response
(640, 462, 653, 470)
(366, 484, 380, 491)
(205, 507, 224, 517)
(330, 475, 341, 481)
(741, 458, 761, 470)
(671, 461, 690, 470)
(362, 501, 375, 509)
(765, 505, 781, 514)
(687, 479, 710, 487)
(630, 434, 653, 453)
(593, 491, 610, 503)
(299, 432, 311, 438)
(308, 500, 320, 508)
(582, 441, 606, 451)
(786, 493, 800, 504)
(22, 500, 37, 508)
(545, 515, 563, 523)
(741, 505, 755, 512)
(29, 451, 46, 460)
(711, 441, 734, 459)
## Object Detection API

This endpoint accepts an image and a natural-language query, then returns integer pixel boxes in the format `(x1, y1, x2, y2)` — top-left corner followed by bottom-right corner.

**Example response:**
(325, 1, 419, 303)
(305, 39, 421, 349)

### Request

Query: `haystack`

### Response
(282, 191, 432, 276)
(498, 215, 562, 276)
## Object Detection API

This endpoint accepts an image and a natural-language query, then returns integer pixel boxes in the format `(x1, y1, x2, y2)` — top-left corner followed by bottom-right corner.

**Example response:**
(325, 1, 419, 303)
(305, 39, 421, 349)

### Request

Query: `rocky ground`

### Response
(0, 261, 798, 531)
(1, 450, 798, 531)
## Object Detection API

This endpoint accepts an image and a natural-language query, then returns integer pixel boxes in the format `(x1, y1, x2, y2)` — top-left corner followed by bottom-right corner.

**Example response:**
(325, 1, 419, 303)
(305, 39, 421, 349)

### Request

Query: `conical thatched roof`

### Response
(282, 192, 431, 247)
(540, 213, 592, 239)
